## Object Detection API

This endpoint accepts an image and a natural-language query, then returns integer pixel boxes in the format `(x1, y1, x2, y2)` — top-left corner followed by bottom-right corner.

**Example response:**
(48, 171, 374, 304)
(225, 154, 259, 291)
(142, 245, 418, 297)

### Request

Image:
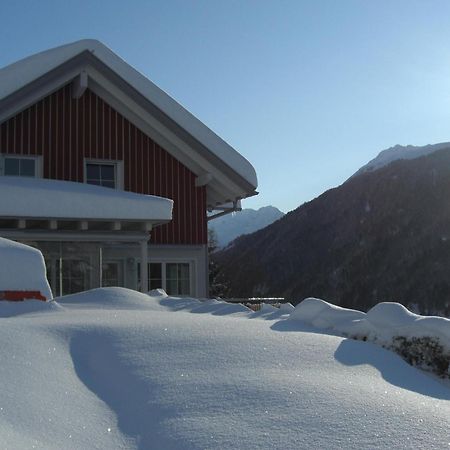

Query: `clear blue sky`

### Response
(2, 0, 450, 212)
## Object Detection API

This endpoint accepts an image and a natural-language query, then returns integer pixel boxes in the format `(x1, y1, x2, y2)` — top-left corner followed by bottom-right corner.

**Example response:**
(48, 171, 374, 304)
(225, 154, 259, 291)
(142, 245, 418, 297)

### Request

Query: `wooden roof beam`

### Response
(72, 70, 88, 99)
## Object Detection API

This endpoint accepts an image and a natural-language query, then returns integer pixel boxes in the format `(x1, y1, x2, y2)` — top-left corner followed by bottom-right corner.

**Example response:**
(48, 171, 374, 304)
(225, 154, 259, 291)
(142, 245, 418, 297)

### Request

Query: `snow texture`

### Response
(0, 39, 257, 189)
(0, 237, 52, 300)
(354, 142, 450, 177)
(0, 176, 172, 221)
(0, 288, 449, 449)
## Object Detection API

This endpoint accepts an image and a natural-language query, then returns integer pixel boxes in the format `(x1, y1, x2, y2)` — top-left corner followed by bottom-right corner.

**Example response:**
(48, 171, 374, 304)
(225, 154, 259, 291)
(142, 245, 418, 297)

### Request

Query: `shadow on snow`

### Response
(271, 319, 450, 401)
(69, 330, 180, 450)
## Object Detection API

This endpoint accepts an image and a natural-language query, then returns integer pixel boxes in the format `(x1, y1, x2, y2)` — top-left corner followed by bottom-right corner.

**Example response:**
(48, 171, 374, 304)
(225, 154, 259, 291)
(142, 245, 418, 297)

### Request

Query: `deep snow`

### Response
(0, 288, 449, 449)
(290, 297, 450, 353)
(0, 237, 52, 300)
(0, 176, 173, 221)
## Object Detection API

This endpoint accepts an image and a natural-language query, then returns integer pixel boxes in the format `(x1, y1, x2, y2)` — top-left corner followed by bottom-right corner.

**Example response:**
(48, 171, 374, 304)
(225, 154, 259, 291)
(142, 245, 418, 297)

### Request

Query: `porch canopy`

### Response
(0, 176, 173, 292)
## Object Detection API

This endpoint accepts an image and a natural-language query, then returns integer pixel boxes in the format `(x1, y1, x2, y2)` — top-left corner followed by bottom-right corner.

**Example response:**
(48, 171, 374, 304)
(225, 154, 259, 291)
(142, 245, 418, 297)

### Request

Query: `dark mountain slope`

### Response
(215, 147, 450, 314)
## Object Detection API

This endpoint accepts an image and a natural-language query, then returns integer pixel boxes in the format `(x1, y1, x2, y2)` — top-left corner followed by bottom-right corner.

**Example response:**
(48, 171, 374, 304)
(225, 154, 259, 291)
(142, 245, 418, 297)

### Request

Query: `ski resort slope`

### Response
(0, 288, 449, 450)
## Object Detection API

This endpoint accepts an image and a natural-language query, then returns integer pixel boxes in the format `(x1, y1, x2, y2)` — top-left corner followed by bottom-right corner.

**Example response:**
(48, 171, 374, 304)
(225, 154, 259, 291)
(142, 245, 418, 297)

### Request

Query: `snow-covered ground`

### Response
(1, 288, 449, 449)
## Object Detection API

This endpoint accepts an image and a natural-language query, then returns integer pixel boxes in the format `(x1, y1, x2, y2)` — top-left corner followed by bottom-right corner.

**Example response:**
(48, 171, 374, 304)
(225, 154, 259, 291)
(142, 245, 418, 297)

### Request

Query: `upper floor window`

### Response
(0, 155, 40, 177)
(85, 160, 123, 189)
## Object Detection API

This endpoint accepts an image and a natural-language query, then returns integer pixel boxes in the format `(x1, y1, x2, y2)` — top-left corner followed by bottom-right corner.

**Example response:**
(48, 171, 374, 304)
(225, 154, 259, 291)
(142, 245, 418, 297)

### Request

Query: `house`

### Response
(0, 40, 258, 298)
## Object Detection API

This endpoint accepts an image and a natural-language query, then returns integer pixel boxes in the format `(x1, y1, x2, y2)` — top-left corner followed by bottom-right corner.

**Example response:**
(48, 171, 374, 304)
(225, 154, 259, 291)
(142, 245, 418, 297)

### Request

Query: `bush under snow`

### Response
(290, 297, 450, 378)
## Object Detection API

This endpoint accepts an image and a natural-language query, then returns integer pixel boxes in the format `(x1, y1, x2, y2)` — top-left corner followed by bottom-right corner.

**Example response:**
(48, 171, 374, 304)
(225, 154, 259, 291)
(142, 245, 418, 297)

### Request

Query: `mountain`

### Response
(214, 145, 450, 315)
(353, 142, 450, 177)
(209, 206, 284, 248)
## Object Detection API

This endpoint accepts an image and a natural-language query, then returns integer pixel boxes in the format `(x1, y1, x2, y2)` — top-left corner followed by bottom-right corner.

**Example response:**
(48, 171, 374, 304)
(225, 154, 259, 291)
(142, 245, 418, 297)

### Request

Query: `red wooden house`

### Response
(0, 40, 257, 298)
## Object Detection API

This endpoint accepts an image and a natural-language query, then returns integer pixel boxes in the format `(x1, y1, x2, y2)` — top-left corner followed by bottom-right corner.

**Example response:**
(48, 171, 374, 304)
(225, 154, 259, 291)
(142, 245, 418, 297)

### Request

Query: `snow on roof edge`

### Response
(0, 39, 258, 190)
(0, 177, 173, 222)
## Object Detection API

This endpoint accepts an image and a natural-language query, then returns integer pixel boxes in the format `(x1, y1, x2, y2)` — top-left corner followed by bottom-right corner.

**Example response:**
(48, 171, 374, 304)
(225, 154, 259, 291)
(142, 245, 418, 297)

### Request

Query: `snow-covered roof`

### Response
(0, 40, 258, 197)
(0, 176, 172, 222)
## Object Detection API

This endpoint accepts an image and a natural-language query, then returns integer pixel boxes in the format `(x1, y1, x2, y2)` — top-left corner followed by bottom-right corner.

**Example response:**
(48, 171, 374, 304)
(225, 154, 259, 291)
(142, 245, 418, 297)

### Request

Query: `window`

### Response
(1, 156, 39, 177)
(166, 263, 190, 296)
(149, 263, 163, 290)
(85, 160, 123, 189)
(55, 259, 91, 296)
(102, 261, 124, 287)
(137, 262, 191, 296)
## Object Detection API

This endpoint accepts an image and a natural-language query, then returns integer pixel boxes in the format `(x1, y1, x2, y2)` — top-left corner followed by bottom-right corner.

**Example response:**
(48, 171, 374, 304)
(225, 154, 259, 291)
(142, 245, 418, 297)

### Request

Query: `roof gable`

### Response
(0, 40, 258, 206)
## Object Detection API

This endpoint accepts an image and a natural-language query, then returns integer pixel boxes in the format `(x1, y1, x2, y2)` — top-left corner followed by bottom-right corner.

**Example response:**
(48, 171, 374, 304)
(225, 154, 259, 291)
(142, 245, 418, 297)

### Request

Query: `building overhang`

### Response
(0, 177, 172, 240)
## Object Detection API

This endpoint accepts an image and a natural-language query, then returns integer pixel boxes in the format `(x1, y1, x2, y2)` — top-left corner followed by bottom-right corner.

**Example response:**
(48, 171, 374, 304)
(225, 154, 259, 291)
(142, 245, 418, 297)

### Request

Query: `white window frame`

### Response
(84, 158, 124, 190)
(138, 260, 195, 296)
(0, 154, 42, 177)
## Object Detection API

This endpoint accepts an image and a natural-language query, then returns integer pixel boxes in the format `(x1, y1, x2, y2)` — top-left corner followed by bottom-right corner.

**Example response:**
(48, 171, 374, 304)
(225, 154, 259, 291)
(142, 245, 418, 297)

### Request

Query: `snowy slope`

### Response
(209, 206, 284, 248)
(0, 288, 449, 449)
(353, 142, 450, 177)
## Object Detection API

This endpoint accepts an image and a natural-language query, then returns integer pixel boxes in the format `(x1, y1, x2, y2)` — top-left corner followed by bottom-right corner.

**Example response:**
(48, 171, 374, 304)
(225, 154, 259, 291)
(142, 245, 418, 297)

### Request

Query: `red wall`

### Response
(0, 85, 207, 245)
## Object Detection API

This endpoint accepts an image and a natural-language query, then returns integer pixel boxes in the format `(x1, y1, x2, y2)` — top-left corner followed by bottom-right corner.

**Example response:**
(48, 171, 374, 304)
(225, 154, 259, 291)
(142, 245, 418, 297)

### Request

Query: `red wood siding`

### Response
(0, 85, 207, 245)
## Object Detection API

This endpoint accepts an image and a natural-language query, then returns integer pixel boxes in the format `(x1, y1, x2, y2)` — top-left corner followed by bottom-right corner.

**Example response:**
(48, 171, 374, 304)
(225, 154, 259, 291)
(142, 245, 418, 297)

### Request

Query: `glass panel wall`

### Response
(166, 263, 190, 296)
(137, 262, 191, 296)
(24, 241, 128, 297)
(102, 261, 124, 287)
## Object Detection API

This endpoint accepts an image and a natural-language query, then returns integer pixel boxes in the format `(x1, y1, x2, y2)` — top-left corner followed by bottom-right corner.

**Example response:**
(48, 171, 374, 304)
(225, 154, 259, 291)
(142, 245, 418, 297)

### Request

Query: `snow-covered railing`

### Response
(225, 297, 287, 311)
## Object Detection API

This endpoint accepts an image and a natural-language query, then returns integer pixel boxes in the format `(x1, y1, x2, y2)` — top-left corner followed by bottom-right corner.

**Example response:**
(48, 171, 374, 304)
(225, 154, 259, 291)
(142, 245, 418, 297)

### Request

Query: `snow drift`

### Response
(0, 288, 449, 449)
(290, 297, 450, 377)
(0, 237, 52, 300)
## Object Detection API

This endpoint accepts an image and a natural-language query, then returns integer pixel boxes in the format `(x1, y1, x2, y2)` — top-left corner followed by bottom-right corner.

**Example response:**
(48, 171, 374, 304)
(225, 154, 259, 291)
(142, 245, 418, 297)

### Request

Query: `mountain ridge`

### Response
(209, 205, 284, 248)
(215, 145, 450, 315)
(352, 141, 450, 178)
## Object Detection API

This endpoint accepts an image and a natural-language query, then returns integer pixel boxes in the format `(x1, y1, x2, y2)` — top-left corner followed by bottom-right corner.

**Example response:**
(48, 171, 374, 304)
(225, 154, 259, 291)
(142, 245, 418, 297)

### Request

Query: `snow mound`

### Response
(289, 298, 450, 378)
(0, 237, 52, 300)
(147, 288, 168, 297)
(58, 287, 165, 311)
(367, 302, 450, 344)
(279, 302, 295, 313)
(366, 302, 418, 328)
(290, 297, 365, 329)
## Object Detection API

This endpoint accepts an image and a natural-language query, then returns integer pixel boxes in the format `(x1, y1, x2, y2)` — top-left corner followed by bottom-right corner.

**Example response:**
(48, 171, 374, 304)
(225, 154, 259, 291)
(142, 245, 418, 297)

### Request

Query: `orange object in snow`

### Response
(0, 291, 47, 302)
